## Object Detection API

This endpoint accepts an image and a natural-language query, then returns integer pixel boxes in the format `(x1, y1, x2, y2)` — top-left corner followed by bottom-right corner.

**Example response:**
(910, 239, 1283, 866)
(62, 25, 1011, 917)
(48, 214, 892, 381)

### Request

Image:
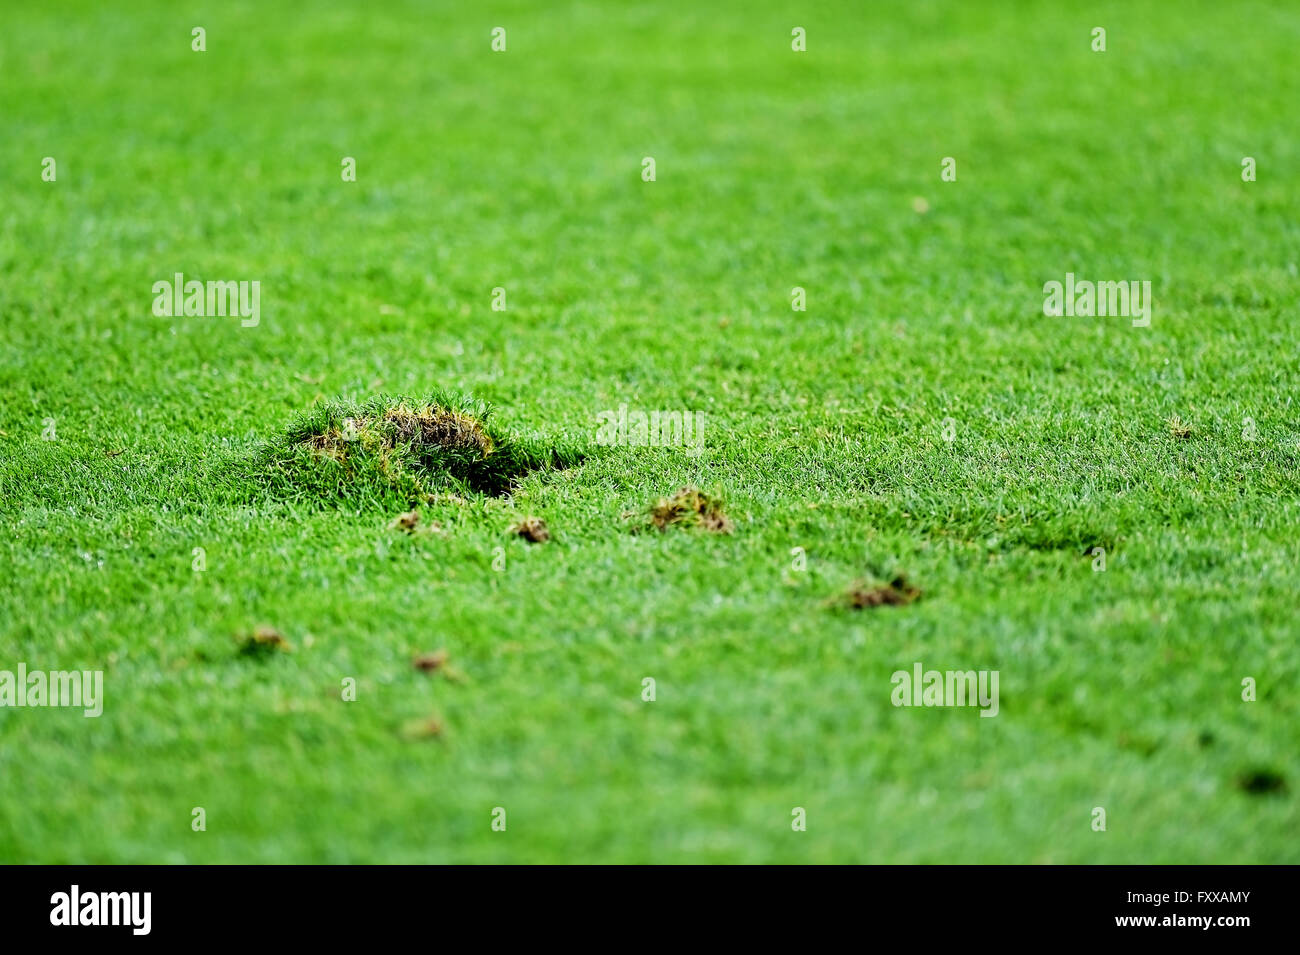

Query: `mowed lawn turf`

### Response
(1, 0, 1297, 863)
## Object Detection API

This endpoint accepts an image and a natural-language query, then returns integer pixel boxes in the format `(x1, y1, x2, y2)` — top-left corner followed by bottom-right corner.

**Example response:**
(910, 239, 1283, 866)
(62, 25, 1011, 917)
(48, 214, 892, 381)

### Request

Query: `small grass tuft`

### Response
(511, 516, 550, 542)
(389, 509, 421, 533)
(412, 650, 448, 672)
(237, 626, 293, 657)
(836, 575, 922, 610)
(399, 716, 445, 741)
(637, 486, 733, 533)
(1167, 414, 1195, 440)
(412, 649, 464, 682)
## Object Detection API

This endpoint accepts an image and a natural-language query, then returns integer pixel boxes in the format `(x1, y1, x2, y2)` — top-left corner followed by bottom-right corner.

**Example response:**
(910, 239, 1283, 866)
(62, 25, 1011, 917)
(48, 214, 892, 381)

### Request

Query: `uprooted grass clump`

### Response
(634, 486, 732, 533)
(237, 626, 293, 657)
(510, 517, 550, 542)
(388, 508, 444, 536)
(834, 575, 922, 610)
(389, 509, 421, 533)
(411, 649, 465, 682)
(265, 392, 581, 502)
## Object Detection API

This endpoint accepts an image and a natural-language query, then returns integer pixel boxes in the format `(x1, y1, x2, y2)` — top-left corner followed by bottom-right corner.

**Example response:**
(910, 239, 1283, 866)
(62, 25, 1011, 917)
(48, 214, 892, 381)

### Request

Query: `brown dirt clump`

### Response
(511, 517, 550, 542)
(412, 650, 449, 672)
(644, 487, 732, 533)
(843, 575, 921, 609)
(388, 509, 444, 536)
(390, 510, 421, 532)
(238, 625, 293, 656)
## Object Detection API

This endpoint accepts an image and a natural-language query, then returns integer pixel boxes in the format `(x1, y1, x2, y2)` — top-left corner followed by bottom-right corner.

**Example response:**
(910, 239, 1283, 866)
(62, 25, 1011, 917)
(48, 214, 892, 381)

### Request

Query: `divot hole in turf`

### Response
(1235, 767, 1287, 796)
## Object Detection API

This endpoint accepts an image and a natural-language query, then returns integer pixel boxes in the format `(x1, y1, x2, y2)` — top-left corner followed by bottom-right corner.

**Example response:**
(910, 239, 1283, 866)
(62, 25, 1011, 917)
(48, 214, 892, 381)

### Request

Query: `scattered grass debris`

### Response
(412, 649, 465, 682)
(636, 486, 732, 533)
(390, 509, 421, 532)
(238, 625, 293, 657)
(412, 650, 449, 672)
(511, 516, 550, 542)
(837, 575, 922, 610)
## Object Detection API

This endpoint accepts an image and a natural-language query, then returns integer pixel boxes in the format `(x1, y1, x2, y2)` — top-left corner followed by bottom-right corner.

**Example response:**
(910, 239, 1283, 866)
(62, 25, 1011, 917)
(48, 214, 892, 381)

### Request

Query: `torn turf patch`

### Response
(237, 626, 293, 657)
(836, 575, 921, 610)
(265, 392, 581, 501)
(511, 517, 550, 542)
(635, 486, 732, 533)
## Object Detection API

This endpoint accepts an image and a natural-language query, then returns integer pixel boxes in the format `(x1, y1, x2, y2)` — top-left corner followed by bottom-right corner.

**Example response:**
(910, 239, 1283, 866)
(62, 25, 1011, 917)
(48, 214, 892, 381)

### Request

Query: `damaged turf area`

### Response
(265, 393, 580, 501)
(635, 486, 733, 533)
(8, 0, 1299, 868)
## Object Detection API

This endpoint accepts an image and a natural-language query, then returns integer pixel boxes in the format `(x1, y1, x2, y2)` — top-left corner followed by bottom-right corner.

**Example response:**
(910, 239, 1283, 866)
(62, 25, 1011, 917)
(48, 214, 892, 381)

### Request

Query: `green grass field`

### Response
(2, 0, 1297, 863)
